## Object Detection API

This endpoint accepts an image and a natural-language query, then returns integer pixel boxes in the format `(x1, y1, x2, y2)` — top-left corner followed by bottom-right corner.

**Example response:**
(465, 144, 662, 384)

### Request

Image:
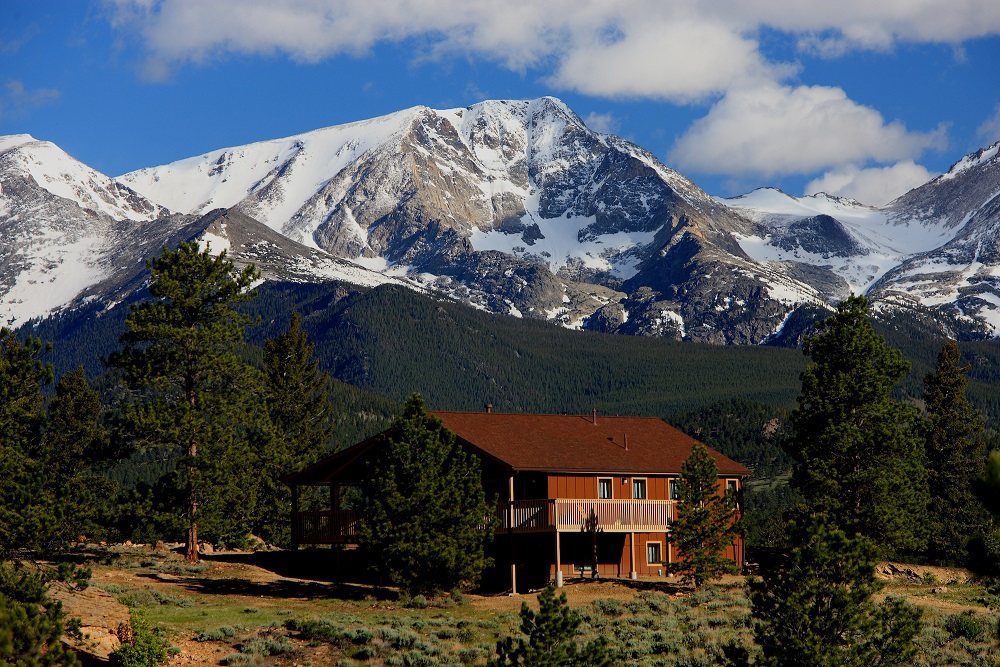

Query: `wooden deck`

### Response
(292, 499, 676, 544)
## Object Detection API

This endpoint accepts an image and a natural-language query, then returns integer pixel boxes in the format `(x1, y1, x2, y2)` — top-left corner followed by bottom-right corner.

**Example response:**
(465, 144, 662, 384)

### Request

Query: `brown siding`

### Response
(546, 474, 689, 500)
(547, 475, 598, 499)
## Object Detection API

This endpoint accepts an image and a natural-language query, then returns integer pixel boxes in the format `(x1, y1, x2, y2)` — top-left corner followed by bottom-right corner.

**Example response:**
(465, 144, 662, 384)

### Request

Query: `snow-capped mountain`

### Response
(723, 140, 1000, 339)
(0, 135, 404, 328)
(117, 98, 829, 343)
(4, 99, 1000, 343)
(869, 143, 1000, 334)
(0, 134, 170, 327)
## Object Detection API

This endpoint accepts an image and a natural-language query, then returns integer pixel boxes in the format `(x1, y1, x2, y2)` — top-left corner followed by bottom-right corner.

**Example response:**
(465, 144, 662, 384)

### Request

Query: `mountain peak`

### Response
(938, 140, 1000, 182)
(0, 134, 39, 154)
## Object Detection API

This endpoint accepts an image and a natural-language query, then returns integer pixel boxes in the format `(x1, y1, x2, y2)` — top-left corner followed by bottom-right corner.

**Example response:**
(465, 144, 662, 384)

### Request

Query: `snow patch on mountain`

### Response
(939, 142, 1000, 181)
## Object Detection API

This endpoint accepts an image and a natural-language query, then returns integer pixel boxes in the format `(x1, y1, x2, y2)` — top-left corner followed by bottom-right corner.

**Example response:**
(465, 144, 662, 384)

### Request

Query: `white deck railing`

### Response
(293, 498, 677, 544)
(496, 499, 676, 533)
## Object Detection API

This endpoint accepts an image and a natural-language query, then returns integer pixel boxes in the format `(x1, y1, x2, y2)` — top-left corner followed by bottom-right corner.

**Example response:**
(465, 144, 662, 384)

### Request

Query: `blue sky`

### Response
(2, 1, 999, 206)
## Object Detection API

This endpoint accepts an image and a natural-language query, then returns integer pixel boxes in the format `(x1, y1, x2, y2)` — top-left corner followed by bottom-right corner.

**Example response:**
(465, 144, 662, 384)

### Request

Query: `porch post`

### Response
(554, 531, 563, 588)
(509, 474, 517, 595)
(629, 532, 637, 580)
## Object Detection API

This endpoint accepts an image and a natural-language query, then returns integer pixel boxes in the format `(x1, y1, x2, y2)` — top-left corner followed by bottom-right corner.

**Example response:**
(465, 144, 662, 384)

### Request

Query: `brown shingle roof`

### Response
(283, 411, 753, 485)
(429, 411, 752, 476)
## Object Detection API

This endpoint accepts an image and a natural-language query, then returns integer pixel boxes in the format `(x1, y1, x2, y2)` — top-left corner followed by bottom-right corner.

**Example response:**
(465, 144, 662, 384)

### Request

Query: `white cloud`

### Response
(668, 83, 947, 178)
(0, 80, 61, 120)
(582, 111, 619, 134)
(804, 161, 935, 207)
(102, 0, 1000, 94)
(978, 104, 1000, 144)
(549, 19, 785, 102)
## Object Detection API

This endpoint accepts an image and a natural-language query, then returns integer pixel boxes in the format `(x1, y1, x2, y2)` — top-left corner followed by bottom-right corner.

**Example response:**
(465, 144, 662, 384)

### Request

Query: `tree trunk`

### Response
(186, 433, 199, 564)
(186, 522, 199, 563)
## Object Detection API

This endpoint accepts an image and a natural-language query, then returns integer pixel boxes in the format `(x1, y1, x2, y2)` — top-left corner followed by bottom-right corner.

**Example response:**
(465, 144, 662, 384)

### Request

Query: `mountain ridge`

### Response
(3, 99, 1000, 343)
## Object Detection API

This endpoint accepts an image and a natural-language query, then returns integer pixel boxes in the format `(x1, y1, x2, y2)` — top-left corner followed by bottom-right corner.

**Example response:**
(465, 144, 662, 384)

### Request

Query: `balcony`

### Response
(292, 499, 676, 545)
(497, 499, 676, 534)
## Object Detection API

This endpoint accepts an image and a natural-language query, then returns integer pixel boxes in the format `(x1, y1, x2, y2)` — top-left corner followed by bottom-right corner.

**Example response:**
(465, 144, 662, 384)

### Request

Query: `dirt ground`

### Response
(82, 548, 993, 666)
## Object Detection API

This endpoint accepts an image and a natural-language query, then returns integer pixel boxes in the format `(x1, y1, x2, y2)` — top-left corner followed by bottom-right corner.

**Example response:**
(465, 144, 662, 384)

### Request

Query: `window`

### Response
(669, 479, 679, 500)
(598, 478, 613, 499)
(647, 542, 661, 565)
(727, 480, 738, 494)
(632, 478, 647, 499)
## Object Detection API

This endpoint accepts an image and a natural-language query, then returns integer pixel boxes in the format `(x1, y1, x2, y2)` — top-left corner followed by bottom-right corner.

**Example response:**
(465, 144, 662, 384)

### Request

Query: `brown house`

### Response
(284, 409, 752, 593)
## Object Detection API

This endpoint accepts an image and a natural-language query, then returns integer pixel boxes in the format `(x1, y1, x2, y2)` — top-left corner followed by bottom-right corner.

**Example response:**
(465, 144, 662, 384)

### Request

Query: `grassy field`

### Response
(75, 547, 1000, 667)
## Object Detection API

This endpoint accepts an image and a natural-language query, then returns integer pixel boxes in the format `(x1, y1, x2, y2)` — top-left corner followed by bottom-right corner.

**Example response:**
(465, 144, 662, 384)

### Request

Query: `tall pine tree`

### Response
(786, 295, 927, 556)
(254, 311, 332, 546)
(42, 367, 115, 544)
(666, 443, 741, 588)
(357, 393, 494, 595)
(0, 329, 56, 557)
(923, 341, 989, 565)
(43, 367, 107, 485)
(109, 242, 259, 561)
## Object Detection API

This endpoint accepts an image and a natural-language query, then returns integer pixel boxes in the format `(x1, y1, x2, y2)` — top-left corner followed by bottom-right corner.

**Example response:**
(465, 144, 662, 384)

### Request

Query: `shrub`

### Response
(110, 610, 169, 667)
(489, 586, 612, 666)
(944, 611, 984, 640)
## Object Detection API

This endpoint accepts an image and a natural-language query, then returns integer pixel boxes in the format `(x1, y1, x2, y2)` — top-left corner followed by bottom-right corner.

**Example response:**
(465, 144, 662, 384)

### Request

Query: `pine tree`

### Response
(786, 295, 927, 556)
(0, 328, 51, 455)
(357, 393, 494, 595)
(255, 311, 331, 546)
(923, 341, 989, 565)
(0, 329, 57, 557)
(489, 585, 612, 667)
(0, 562, 91, 667)
(44, 367, 107, 484)
(666, 443, 741, 588)
(42, 367, 116, 544)
(749, 512, 922, 667)
(109, 242, 259, 561)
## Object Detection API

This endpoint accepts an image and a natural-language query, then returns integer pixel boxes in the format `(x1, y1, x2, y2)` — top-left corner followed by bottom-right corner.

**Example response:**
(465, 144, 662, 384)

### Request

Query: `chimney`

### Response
(592, 407, 597, 425)
(624, 432, 628, 451)
(485, 403, 492, 414)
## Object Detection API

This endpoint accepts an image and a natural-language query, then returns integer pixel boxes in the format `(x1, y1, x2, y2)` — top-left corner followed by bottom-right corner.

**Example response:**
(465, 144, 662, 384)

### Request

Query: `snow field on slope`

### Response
(118, 109, 420, 235)
(469, 189, 657, 279)
(726, 188, 958, 255)
(940, 142, 1000, 181)
(732, 231, 897, 295)
(0, 234, 108, 327)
